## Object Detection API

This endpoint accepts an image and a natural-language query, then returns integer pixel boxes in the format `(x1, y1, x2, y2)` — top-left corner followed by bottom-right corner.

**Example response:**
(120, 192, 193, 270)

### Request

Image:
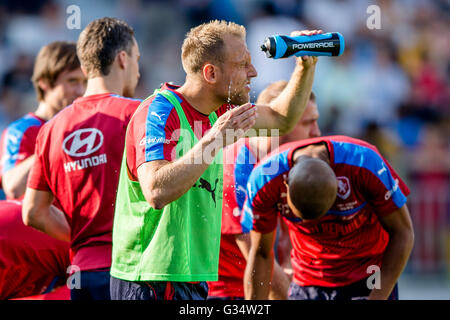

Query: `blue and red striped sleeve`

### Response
(0, 115, 43, 175)
(221, 141, 257, 235)
(126, 93, 179, 179)
(332, 140, 410, 217)
(242, 149, 291, 233)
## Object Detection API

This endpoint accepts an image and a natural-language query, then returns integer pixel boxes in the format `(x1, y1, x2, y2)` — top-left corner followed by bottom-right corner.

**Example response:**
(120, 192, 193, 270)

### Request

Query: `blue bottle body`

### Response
(261, 32, 345, 58)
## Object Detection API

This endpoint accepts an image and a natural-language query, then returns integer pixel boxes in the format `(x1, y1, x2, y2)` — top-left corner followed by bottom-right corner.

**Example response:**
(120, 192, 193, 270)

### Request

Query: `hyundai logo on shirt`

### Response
(63, 128, 104, 157)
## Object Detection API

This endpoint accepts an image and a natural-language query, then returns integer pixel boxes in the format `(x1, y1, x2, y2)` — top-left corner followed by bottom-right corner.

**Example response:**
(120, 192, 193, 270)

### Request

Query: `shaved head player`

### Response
(244, 136, 414, 300)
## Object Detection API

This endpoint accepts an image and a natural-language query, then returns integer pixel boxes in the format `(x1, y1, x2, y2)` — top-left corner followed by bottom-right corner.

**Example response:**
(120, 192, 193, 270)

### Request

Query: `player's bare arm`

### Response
(252, 30, 320, 136)
(268, 255, 291, 300)
(276, 217, 293, 277)
(138, 103, 256, 209)
(235, 232, 290, 300)
(2, 155, 35, 199)
(22, 188, 70, 242)
(368, 204, 414, 300)
(244, 230, 276, 300)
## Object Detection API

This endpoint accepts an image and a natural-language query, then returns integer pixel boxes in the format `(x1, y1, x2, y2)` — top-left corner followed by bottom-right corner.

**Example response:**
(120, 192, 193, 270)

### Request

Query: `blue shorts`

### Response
(110, 276, 208, 300)
(288, 277, 399, 300)
(70, 270, 111, 300)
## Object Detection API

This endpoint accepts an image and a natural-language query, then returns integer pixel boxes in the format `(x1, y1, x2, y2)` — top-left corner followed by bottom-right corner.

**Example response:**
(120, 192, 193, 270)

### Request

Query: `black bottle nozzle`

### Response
(260, 38, 274, 58)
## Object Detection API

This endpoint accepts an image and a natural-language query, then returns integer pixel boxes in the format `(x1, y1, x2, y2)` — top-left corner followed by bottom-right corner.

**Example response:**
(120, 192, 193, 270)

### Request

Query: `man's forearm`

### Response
(275, 62, 316, 134)
(24, 204, 70, 242)
(257, 61, 316, 136)
(368, 231, 414, 300)
(244, 249, 274, 300)
(268, 260, 290, 300)
(2, 155, 35, 199)
(235, 233, 289, 299)
(140, 102, 256, 209)
(141, 132, 222, 209)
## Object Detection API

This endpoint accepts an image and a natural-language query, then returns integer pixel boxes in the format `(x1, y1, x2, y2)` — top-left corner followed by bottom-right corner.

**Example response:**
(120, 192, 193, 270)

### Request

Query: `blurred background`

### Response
(0, 0, 448, 299)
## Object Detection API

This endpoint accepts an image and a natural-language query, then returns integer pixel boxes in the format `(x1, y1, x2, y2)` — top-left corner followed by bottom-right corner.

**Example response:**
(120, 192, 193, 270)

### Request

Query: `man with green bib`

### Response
(110, 20, 321, 300)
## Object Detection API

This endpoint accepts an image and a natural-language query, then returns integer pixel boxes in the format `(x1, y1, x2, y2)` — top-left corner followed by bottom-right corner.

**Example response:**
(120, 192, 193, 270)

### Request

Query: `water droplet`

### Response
(227, 80, 233, 111)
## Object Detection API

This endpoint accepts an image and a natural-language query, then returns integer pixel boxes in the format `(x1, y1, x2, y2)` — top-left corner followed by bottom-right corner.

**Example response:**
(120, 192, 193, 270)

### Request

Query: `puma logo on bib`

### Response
(193, 178, 219, 207)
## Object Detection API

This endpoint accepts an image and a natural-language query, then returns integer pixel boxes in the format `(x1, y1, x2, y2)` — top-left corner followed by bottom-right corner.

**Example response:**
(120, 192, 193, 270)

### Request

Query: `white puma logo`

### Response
(378, 163, 387, 175)
(236, 185, 246, 194)
(151, 111, 164, 121)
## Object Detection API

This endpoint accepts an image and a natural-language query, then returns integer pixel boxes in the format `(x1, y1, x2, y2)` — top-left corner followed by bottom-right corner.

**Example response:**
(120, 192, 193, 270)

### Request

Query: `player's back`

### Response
(30, 93, 141, 271)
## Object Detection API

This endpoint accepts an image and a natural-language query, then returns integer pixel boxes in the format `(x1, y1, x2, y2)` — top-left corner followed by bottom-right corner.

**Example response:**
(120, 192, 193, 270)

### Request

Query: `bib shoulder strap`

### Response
(159, 89, 218, 129)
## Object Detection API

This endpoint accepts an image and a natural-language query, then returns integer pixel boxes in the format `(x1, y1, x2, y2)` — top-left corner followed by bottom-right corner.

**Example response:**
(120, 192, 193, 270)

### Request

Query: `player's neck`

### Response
(34, 101, 58, 121)
(293, 143, 330, 165)
(83, 74, 124, 97)
(177, 78, 221, 115)
(248, 136, 274, 159)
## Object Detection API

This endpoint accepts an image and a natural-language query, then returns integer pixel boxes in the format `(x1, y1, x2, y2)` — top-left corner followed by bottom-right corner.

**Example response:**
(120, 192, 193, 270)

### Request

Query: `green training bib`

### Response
(111, 89, 223, 282)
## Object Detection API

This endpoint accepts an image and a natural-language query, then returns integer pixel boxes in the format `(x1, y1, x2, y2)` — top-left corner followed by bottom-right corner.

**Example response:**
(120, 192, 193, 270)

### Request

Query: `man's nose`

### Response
(249, 64, 257, 78)
(309, 123, 321, 138)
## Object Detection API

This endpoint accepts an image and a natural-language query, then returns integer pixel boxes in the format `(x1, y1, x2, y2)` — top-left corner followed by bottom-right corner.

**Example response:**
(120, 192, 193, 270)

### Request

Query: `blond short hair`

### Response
(181, 20, 246, 74)
(256, 80, 316, 104)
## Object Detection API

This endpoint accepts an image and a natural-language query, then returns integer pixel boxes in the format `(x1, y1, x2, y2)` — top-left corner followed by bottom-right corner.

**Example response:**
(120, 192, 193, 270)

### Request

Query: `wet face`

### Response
(44, 68, 86, 112)
(123, 38, 141, 98)
(217, 34, 257, 105)
(281, 100, 321, 143)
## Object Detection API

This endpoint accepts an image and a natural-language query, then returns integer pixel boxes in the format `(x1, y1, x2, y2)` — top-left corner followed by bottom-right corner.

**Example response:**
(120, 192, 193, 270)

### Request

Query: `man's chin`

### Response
(56, 101, 70, 111)
(230, 94, 250, 106)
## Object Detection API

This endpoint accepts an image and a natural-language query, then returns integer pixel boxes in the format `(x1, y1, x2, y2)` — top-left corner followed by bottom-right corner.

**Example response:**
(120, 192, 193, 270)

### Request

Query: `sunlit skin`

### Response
(250, 99, 321, 161)
(39, 68, 86, 117)
(217, 34, 258, 106)
(280, 100, 321, 143)
(123, 38, 141, 98)
(284, 144, 333, 220)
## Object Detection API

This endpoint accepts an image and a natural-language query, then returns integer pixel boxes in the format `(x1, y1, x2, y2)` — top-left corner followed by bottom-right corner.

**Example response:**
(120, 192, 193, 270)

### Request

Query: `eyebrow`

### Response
(236, 54, 251, 65)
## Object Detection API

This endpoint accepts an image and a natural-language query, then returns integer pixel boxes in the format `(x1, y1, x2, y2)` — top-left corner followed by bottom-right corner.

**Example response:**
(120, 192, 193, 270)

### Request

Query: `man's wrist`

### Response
(192, 130, 224, 165)
(202, 129, 223, 150)
(296, 58, 318, 70)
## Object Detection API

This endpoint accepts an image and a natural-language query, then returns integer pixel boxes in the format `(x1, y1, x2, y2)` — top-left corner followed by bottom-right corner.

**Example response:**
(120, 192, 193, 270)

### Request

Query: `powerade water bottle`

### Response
(261, 32, 345, 58)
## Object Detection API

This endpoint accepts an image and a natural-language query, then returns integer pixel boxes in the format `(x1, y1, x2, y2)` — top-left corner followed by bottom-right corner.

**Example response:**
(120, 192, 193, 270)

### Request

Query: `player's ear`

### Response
(283, 179, 290, 200)
(80, 66, 88, 77)
(38, 79, 50, 92)
(117, 50, 128, 70)
(202, 63, 218, 84)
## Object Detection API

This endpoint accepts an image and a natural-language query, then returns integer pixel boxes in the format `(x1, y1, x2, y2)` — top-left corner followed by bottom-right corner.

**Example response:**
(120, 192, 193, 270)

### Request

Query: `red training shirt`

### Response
(27, 93, 141, 271)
